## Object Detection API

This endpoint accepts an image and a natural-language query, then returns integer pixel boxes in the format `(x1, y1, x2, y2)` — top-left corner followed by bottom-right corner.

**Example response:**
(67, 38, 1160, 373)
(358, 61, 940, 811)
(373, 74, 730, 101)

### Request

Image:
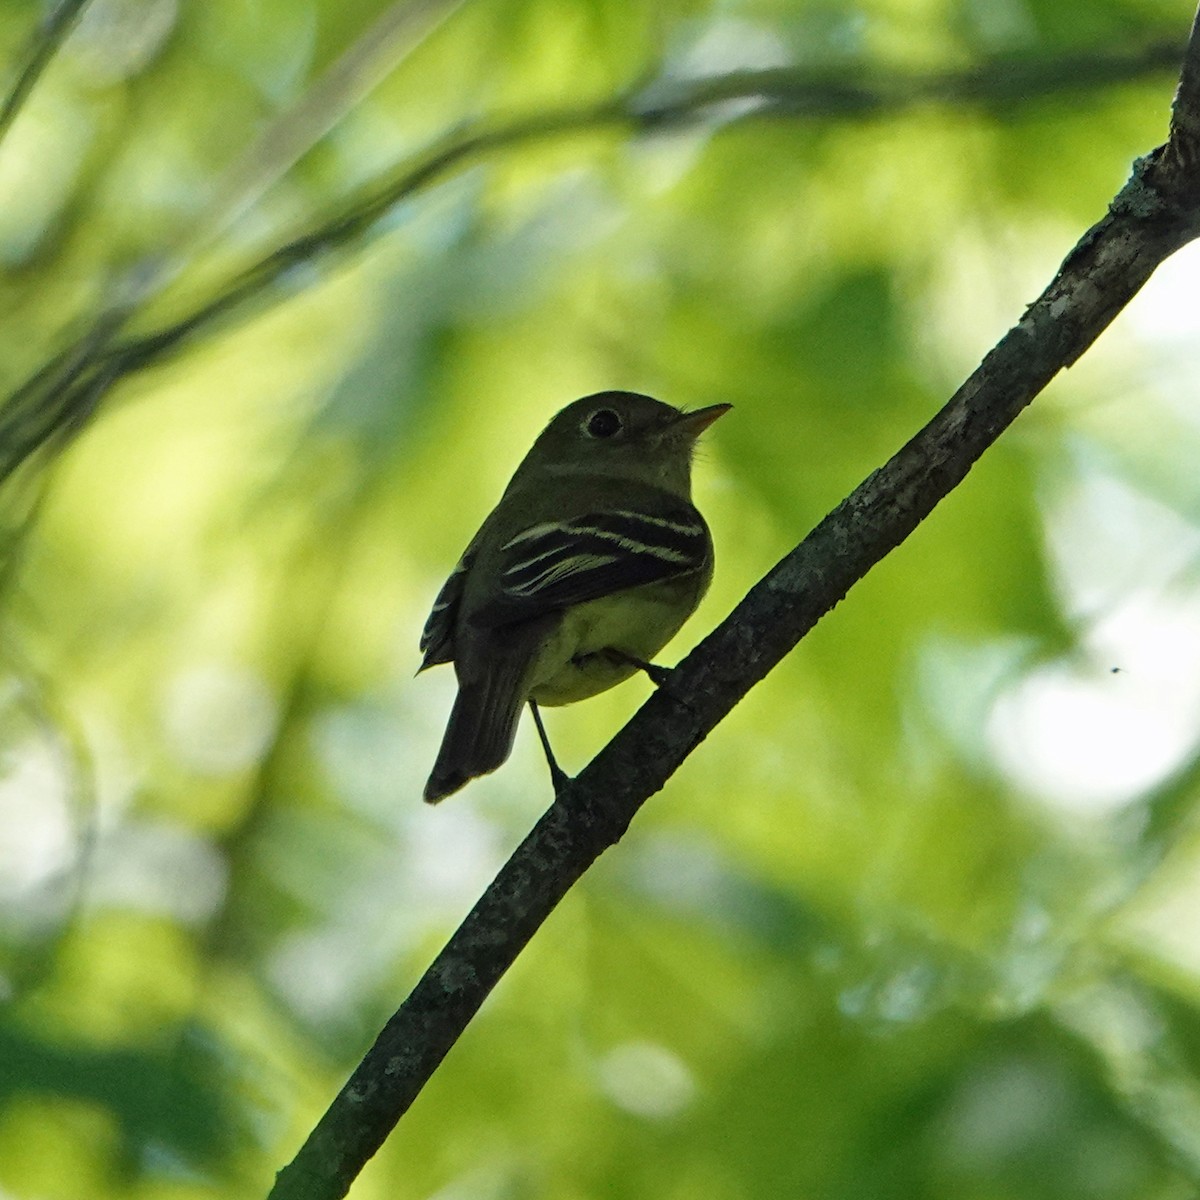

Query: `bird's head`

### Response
(519, 391, 731, 492)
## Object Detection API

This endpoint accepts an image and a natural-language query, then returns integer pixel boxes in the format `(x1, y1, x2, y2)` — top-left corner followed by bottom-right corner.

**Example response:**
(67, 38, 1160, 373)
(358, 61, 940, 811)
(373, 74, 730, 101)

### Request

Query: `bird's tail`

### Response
(424, 656, 529, 803)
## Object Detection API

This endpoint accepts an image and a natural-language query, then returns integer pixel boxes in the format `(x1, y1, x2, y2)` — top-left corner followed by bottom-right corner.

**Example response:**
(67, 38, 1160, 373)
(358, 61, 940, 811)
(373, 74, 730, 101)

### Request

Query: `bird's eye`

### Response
(584, 408, 623, 439)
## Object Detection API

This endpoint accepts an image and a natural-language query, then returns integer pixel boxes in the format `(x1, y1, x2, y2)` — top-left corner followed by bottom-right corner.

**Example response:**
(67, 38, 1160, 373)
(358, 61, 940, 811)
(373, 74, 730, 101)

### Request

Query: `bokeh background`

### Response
(3, 0, 1200, 1196)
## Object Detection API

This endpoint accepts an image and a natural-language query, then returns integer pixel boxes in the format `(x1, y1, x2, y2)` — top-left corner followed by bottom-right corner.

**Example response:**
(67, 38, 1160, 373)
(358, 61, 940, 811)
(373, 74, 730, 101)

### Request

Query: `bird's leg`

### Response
(529, 700, 570, 794)
(604, 649, 673, 688)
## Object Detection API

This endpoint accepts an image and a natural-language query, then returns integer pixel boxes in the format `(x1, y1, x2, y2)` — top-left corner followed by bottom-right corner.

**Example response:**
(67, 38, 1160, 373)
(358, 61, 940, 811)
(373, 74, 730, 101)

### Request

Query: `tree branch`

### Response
(268, 12, 1200, 1200)
(0, 38, 1184, 490)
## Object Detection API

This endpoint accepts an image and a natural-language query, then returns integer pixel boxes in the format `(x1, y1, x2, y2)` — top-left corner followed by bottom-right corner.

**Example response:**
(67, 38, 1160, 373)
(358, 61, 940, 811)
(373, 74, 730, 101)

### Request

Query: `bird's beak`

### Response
(670, 403, 732, 441)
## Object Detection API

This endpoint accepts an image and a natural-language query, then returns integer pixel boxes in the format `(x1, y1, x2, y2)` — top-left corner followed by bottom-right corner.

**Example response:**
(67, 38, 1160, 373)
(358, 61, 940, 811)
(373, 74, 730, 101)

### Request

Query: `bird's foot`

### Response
(606, 650, 673, 688)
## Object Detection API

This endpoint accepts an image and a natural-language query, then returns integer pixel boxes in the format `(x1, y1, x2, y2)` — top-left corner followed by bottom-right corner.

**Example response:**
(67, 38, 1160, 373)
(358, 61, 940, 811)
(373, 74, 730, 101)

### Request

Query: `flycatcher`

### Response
(419, 390, 730, 803)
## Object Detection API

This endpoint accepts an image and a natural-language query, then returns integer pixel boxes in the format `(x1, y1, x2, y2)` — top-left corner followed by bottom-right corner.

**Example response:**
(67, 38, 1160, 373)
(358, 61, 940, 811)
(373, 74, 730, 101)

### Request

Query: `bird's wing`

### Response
(418, 540, 478, 670)
(474, 506, 710, 628)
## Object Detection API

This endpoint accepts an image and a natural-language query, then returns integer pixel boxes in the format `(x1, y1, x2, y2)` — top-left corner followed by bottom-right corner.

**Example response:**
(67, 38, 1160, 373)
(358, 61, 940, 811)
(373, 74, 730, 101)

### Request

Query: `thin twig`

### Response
(97, 37, 1196, 359)
(0, 0, 93, 149)
(169, 0, 467, 276)
(0, 39, 1184, 490)
(268, 12, 1200, 1200)
(0, 0, 464, 496)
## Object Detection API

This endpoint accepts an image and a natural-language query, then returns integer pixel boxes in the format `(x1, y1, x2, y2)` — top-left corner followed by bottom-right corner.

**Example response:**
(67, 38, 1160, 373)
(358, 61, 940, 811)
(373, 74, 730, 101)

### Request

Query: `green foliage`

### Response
(2, 0, 1200, 1197)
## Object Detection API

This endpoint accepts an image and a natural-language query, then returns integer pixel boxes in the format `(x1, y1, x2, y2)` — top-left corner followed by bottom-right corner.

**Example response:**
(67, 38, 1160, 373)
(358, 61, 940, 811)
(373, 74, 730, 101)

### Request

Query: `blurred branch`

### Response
(0, 0, 92, 149)
(174, 0, 467, 268)
(638, 37, 1185, 121)
(0, 37, 1184, 490)
(0, 0, 464, 499)
(268, 12, 1200, 1200)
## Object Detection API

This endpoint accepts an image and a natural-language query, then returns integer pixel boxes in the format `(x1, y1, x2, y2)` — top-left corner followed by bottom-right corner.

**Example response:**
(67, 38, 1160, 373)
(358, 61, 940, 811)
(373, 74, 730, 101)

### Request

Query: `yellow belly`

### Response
(527, 579, 698, 707)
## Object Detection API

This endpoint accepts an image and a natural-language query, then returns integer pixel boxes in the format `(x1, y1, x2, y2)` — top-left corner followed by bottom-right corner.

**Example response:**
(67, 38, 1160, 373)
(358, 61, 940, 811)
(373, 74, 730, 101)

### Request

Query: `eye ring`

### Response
(583, 408, 623, 439)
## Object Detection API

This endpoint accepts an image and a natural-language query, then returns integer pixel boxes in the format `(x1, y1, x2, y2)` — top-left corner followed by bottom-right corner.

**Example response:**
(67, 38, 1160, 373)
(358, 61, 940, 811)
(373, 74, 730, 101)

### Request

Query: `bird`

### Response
(418, 390, 730, 803)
